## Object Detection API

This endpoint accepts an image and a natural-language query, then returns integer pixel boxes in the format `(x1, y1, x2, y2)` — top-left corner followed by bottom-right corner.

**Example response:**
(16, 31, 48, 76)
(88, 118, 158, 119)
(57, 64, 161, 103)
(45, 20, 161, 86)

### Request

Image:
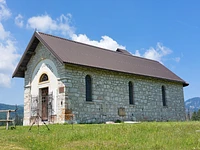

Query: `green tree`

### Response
(197, 109, 200, 120)
(191, 110, 200, 121)
(191, 111, 198, 121)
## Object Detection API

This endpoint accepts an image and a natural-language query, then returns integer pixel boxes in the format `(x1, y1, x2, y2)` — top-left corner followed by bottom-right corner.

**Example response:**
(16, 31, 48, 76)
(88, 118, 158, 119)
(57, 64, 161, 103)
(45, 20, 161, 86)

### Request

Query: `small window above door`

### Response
(39, 73, 49, 83)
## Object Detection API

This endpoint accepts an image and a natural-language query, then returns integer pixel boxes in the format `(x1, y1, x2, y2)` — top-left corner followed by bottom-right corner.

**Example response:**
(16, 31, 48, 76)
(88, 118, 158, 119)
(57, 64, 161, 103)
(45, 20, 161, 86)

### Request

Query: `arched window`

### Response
(85, 75, 92, 101)
(129, 81, 134, 105)
(162, 86, 167, 106)
(39, 73, 48, 83)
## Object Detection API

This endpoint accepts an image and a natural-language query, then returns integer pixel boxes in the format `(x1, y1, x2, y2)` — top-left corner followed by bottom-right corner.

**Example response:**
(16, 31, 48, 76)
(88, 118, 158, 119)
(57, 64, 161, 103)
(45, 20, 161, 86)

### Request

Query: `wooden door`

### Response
(41, 88, 48, 121)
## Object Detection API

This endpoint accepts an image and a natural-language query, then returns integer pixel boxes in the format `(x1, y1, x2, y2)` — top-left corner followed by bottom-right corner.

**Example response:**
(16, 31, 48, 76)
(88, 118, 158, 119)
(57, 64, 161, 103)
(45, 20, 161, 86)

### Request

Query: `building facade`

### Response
(13, 32, 188, 125)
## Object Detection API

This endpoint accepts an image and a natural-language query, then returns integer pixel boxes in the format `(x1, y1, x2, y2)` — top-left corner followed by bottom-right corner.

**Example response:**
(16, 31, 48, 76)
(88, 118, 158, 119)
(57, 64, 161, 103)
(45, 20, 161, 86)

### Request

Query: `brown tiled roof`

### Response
(13, 31, 188, 87)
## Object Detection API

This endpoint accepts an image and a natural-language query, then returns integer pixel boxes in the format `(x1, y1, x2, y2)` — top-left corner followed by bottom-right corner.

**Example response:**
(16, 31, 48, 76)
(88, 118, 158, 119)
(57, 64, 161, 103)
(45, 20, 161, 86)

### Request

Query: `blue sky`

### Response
(0, 0, 199, 104)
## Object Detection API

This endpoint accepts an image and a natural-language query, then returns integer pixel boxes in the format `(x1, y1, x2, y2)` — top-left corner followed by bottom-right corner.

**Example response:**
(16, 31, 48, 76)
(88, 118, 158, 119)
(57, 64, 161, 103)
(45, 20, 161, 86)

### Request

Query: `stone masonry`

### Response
(64, 64, 185, 123)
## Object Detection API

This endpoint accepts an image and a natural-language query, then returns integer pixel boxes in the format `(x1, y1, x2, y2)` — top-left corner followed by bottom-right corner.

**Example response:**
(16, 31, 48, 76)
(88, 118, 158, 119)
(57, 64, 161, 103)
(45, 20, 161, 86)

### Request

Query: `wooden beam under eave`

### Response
(19, 66, 27, 71)
(27, 51, 36, 55)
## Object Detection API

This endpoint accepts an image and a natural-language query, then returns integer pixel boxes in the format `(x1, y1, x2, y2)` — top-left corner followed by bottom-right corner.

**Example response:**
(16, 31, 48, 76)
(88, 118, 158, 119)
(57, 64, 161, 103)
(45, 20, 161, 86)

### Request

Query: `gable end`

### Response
(12, 32, 63, 78)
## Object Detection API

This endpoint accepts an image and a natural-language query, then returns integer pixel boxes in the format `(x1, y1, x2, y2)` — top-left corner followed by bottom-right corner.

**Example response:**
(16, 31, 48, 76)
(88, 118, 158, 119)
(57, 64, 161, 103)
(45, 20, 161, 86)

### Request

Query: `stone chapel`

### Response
(13, 31, 188, 125)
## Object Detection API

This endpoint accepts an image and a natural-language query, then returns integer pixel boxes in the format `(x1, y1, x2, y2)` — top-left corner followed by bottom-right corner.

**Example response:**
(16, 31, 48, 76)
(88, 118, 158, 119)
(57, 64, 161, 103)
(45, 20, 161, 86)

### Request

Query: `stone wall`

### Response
(65, 64, 186, 123)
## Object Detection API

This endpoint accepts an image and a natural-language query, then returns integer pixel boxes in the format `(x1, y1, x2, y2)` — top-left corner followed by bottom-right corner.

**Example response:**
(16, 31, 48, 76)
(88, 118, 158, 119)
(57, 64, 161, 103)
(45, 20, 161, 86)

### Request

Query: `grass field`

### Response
(0, 122, 200, 150)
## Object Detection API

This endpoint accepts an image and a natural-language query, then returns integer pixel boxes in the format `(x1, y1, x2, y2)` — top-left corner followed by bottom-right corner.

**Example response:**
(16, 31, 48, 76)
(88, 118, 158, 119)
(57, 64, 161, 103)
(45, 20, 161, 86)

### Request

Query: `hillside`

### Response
(185, 97, 200, 112)
(0, 103, 24, 125)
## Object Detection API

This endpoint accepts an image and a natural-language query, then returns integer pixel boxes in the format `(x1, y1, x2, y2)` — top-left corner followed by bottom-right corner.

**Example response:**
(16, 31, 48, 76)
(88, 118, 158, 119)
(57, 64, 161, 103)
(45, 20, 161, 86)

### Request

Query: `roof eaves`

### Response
(156, 61, 189, 87)
(13, 31, 65, 78)
(183, 82, 189, 87)
(12, 31, 39, 78)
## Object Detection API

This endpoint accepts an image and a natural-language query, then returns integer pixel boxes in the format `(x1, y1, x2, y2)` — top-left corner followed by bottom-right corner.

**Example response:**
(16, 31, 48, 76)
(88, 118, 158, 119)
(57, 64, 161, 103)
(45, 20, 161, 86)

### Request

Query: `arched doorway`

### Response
(39, 73, 49, 121)
(41, 87, 48, 121)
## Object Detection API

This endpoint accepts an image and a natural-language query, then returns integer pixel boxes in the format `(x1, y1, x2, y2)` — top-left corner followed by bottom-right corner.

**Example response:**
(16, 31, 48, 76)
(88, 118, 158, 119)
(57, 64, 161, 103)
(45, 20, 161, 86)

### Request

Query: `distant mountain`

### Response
(185, 97, 200, 112)
(0, 103, 24, 125)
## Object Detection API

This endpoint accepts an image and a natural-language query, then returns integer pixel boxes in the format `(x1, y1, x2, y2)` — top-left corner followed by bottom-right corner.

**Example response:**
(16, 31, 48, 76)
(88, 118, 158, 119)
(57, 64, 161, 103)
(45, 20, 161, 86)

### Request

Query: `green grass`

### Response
(0, 122, 200, 150)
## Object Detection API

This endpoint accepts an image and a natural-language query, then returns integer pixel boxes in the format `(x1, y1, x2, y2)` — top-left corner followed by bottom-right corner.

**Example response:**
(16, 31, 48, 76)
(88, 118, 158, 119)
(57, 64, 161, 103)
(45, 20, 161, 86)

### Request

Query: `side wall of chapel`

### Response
(64, 64, 185, 123)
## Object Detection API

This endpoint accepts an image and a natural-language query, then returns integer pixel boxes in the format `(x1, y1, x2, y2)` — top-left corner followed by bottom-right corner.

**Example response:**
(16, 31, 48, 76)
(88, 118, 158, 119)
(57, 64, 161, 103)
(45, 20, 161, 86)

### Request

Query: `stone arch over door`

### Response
(30, 59, 59, 118)
(31, 59, 59, 81)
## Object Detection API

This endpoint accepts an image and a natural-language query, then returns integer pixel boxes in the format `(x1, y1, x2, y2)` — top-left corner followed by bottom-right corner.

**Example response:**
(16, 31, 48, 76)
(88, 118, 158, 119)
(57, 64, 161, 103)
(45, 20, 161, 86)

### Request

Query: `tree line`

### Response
(191, 109, 200, 121)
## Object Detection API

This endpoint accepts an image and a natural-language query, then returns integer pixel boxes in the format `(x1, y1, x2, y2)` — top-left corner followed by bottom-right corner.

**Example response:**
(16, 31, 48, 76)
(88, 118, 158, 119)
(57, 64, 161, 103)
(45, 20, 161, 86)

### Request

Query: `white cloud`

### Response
(0, 73, 11, 87)
(134, 50, 141, 57)
(0, 0, 20, 87)
(72, 34, 125, 50)
(0, 0, 11, 21)
(15, 14, 23, 28)
(0, 23, 9, 40)
(0, 38, 20, 87)
(27, 13, 75, 37)
(26, 13, 125, 50)
(134, 42, 172, 63)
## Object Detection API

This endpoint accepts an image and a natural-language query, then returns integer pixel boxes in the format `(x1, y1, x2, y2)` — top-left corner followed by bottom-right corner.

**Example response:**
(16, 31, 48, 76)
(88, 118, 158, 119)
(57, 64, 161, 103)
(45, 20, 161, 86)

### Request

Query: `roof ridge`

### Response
(38, 32, 161, 64)
(38, 32, 122, 53)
